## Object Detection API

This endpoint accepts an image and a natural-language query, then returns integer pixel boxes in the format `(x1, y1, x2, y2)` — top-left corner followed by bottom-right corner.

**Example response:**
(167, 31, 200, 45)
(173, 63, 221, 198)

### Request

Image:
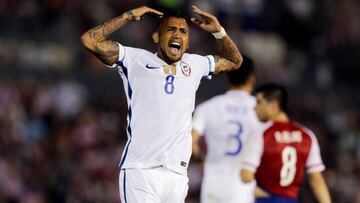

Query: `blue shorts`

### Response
(256, 195, 299, 203)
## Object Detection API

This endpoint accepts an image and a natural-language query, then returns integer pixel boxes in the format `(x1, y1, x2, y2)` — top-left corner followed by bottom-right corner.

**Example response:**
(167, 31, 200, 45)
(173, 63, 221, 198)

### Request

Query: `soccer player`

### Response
(192, 56, 259, 203)
(240, 84, 332, 203)
(81, 5, 243, 203)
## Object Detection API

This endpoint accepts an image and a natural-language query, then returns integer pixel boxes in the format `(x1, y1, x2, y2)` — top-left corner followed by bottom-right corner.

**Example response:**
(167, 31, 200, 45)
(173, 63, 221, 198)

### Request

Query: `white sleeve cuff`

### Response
(307, 163, 325, 173)
(241, 161, 258, 172)
(192, 124, 205, 136)
(205, 55, 215, 79)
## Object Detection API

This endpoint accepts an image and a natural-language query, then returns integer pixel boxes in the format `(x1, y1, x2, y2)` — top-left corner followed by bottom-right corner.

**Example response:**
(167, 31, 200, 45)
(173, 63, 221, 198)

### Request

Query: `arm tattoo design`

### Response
(82, 12, 130, 65)
(214, 35, 242, 73)
(88, 14, 128, 41)
(95, 41, 119, 65)
(218, 36, 241, 64)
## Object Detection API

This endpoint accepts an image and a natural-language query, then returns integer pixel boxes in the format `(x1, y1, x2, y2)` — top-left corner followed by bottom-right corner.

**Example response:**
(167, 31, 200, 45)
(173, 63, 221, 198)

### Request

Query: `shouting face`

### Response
(154, 17, 190, 64)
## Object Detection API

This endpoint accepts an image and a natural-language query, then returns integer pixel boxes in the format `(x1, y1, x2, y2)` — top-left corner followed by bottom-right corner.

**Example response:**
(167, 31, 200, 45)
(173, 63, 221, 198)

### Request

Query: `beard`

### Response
(157, 45, 182, 64)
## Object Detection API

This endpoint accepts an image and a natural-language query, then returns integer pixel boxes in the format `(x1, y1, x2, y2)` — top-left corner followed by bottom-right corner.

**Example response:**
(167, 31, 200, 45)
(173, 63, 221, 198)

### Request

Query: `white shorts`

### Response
(119, 167, 189, 203)
(200, 168, 255, 203)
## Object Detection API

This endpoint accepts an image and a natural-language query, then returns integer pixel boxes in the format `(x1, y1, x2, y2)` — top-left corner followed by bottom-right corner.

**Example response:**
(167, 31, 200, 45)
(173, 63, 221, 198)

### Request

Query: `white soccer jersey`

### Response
(110, 43, 215, 175)
(192, 90, 260, 203)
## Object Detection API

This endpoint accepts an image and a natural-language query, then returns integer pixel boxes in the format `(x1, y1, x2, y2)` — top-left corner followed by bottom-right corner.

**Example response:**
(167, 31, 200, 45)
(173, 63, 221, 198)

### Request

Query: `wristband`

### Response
(212, 27, 227, 39)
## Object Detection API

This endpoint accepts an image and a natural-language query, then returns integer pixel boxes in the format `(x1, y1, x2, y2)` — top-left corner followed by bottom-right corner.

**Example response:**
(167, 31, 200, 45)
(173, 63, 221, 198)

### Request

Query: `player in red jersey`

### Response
(240, 84, 331, 203)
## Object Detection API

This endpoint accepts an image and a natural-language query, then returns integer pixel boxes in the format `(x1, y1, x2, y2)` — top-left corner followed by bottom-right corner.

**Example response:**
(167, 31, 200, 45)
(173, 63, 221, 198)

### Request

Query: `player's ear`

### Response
(271, 100, 281, 113)
(152, 32, 159, 43)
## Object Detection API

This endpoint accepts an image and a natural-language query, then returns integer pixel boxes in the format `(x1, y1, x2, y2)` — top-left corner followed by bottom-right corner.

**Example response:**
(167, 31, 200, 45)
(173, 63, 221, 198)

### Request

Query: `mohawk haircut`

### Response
(154, 7, 188, 31)
(226, 55, 255, 86)
(255, 83, 288, 112)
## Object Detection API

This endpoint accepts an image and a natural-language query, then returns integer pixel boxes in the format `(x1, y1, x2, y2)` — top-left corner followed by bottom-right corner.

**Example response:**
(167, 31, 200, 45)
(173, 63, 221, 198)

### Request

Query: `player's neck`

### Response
(271, 112, 289, 122)
(229, 84, 252, 93)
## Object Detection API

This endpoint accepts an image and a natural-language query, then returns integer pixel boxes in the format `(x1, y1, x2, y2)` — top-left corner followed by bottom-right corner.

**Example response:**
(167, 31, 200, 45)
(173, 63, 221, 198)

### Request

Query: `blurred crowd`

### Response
(0, 78, 126, 203)
(0, 0, 359, 202)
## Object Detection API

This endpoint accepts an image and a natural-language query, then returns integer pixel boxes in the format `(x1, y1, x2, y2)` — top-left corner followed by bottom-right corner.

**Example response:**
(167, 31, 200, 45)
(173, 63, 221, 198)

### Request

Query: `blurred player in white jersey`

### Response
(81, 5, 243, 203)
(192, 56, 259, 203)
(241, 84, 332, 203)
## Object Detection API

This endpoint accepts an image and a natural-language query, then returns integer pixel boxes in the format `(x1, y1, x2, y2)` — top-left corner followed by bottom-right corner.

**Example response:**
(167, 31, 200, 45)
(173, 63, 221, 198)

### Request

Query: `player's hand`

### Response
(127, 6, 163, 21)
(190, 5, 222, 33)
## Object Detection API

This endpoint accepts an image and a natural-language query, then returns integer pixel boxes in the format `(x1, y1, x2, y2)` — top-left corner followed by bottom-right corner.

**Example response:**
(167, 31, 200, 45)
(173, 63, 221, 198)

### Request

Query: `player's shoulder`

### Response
(182, 53, 212, 63)
(251, 121, 272, 140)
(291, 121, 318, 141)
(197, 93, 227, 108)
(182, 53, 207, 58)
(226, 90, 256, 105)
(241, 93, 256, 107)
(120, 43, 154, 56)
(262, 121, 275, 132)
(194, 95, 225, 116)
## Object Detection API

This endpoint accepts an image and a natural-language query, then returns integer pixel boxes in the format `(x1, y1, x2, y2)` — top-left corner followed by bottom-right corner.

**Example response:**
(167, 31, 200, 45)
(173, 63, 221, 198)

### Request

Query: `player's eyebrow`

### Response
(179, 28, 188, 33)
(167, 25, 188, 32)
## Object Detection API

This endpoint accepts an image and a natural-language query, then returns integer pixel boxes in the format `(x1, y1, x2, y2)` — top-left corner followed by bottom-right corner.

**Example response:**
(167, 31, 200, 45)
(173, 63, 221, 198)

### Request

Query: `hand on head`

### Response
(190, 5, 222, 33)
(128, 6, 163, 21)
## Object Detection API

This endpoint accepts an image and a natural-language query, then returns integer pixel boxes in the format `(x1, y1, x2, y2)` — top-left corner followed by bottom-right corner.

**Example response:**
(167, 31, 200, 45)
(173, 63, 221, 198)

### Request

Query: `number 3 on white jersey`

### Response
(280, 146, 297, 186)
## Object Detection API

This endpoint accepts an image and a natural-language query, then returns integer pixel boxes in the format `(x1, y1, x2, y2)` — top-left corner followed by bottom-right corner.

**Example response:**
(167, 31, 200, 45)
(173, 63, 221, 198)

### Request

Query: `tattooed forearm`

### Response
(214, 35, 242, 73)
(101, 13, 129, 38)
(85, 13, 129, 43)
(218, 36, 242, 66)
(81, 12, 132, 65)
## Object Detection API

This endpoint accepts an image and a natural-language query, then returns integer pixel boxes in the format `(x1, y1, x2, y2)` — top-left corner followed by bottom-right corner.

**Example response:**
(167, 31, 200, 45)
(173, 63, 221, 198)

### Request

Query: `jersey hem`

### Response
(120, 162, 187, 175)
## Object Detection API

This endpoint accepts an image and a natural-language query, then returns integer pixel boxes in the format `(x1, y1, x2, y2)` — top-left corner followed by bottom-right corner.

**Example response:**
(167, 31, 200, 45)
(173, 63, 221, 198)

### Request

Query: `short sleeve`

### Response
(192, 103, 208, 136)
(106, 43, 139, 71)
(306, 132, 325, 173)
(241, 127, 265, 172)
(190, 54, 216, 81)
(204, 55, 216, 80)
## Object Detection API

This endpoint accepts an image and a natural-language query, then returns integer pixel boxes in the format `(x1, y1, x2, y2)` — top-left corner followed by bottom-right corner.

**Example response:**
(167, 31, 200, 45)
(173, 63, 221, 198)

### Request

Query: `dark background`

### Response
(0, 0, 359, 202)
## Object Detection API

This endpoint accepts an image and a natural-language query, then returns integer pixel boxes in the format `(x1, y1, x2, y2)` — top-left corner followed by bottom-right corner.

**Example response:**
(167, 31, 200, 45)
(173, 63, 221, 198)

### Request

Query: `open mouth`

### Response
(169, 42, 181, 56)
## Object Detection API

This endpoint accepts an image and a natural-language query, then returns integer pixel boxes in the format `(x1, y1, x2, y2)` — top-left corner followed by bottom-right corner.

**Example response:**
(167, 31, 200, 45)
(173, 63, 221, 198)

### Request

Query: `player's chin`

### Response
(167, 53, 183, 62)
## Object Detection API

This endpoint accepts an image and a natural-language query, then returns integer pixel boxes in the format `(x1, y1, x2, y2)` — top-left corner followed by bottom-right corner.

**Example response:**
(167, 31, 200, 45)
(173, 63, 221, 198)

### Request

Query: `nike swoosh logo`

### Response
(145, 64, 161, 69)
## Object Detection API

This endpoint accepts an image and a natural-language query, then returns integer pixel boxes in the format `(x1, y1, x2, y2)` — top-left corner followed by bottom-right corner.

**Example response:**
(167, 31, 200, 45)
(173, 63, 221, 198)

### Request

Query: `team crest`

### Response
(163, 65, 177, 75)
(180, 62, 191, 76)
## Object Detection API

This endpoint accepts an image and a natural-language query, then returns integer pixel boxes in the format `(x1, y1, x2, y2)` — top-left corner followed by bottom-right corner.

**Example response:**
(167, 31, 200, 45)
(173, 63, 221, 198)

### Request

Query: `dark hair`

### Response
(155, 8, 188, 29)
(255, 83, 288, 111)
(226, 55, 255, 86)
(156, 15, 188, 33)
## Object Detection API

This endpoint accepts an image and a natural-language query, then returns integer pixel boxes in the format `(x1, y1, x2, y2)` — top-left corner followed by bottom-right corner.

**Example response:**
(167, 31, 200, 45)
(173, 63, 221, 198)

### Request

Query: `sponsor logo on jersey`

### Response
(180, 62, 191, 76)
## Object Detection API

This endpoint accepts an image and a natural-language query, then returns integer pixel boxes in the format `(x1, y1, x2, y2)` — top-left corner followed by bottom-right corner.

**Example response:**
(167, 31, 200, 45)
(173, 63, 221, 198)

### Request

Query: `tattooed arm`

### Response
(191, 5, 242, 74)
(81, 6, 163, 65)
(212, 35, 242, 74)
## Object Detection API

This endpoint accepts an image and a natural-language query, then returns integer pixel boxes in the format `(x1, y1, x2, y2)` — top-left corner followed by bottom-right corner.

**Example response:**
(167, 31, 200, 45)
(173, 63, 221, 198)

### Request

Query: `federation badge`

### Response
(180, 62, 191, 76)
(163, 65, 177, 75)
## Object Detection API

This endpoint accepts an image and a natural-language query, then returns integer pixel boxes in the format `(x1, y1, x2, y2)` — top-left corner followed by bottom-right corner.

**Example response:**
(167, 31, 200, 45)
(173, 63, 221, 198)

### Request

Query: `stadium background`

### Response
(0, 0, 359, 202)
